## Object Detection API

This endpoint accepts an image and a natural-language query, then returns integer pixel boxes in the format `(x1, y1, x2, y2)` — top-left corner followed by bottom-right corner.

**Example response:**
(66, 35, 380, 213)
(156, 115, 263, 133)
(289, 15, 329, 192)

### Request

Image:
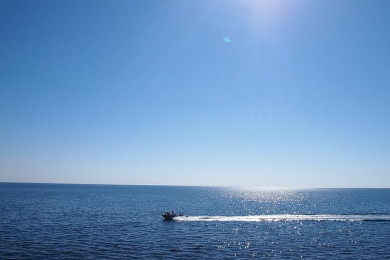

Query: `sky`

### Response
(1, 0, 389, 187)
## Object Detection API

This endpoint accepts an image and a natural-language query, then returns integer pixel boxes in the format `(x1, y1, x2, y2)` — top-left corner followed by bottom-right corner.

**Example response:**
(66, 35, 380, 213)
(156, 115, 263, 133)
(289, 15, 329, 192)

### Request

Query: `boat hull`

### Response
(162, 215, 175, 220)
(162, 212, 185, 220)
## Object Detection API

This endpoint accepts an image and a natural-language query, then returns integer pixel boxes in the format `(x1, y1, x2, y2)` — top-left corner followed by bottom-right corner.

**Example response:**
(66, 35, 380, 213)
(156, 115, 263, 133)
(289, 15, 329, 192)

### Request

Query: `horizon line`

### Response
(1, 181, 389, 189)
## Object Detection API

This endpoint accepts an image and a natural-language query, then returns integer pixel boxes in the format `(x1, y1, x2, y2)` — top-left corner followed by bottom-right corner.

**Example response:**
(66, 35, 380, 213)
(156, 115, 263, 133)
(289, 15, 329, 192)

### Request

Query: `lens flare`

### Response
(223, 37, 231, 43)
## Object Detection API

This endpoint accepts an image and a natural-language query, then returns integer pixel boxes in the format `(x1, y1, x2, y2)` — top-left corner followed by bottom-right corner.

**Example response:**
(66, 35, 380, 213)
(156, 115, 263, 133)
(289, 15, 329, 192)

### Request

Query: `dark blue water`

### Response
(1, 184, 390, 259)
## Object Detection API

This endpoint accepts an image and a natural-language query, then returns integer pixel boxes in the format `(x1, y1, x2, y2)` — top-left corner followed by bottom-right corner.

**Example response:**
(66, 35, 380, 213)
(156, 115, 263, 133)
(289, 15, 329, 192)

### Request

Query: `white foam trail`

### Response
(174, 214, 390, 222)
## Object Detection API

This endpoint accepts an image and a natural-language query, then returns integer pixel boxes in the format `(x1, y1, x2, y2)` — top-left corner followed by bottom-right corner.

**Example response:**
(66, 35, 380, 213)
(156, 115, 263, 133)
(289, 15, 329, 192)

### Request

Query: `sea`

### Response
(1, 183, 389, 259)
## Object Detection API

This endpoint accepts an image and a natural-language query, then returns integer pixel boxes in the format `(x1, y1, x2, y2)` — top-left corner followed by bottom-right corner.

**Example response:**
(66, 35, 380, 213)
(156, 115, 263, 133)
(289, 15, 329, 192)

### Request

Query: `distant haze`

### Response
(1, 0, 389, 187)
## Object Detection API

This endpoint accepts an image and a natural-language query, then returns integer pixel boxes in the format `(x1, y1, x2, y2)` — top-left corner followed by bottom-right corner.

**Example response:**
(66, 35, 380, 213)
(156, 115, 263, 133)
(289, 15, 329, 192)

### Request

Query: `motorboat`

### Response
(162, 211, 184, 220)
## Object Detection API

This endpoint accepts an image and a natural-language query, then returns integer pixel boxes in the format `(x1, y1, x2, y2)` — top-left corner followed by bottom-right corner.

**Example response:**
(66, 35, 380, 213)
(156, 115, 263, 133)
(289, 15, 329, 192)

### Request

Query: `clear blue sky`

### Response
(1, 0, 389, 187)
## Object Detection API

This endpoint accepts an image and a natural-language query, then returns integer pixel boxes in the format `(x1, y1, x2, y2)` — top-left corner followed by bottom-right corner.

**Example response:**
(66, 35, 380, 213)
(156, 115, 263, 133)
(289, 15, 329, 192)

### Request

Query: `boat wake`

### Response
(174, 214, 390, 222)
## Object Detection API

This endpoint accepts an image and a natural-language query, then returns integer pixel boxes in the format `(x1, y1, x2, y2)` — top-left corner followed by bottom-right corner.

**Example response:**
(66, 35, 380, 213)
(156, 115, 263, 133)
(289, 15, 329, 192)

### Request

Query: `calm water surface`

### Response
(1, 183, 390, 259)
